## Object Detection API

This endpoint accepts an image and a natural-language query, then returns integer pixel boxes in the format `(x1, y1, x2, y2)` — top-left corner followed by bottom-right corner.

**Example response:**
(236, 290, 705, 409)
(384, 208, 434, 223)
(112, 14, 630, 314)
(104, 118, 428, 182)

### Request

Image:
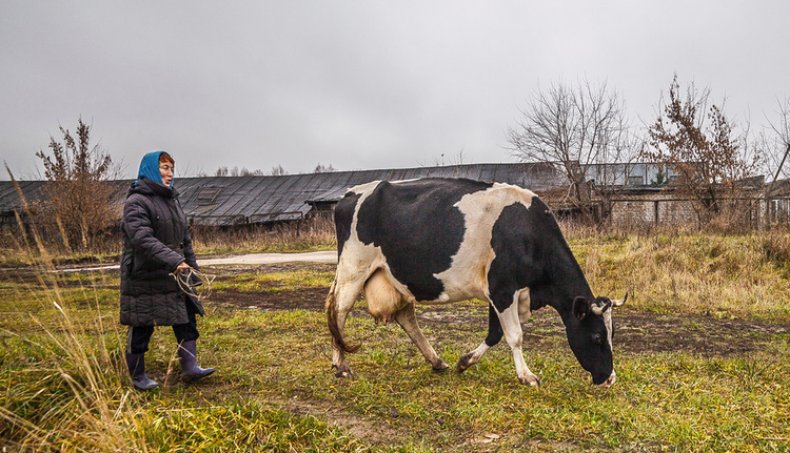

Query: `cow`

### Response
(325, 178, 625, 387)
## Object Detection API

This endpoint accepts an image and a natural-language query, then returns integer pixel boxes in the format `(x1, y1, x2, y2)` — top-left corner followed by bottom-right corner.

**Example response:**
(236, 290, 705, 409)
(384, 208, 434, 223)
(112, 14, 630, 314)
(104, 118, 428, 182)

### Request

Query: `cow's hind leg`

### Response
(394, 303, 449, 372)
(328, 276, 367, 378)
(457, 304, 501, 372)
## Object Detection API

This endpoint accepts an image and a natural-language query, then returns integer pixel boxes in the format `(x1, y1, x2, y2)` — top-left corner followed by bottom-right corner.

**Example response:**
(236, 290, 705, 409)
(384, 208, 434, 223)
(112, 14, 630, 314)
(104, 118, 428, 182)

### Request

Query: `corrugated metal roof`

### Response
(0, 163, 570, 226)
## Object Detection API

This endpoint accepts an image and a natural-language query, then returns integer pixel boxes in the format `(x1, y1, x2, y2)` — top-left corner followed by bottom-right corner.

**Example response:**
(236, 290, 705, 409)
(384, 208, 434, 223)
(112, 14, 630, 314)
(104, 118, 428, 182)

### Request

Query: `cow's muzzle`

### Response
(597, 371, 617, 389)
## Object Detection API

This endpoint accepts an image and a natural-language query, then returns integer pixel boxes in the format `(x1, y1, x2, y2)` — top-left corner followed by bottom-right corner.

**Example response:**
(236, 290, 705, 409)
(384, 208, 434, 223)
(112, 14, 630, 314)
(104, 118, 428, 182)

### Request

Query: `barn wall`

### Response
(607, 193, 766, 228)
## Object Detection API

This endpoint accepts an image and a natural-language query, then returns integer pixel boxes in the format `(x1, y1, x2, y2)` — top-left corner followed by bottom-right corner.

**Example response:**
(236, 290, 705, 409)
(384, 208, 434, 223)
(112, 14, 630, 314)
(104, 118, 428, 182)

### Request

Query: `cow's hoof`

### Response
(456, 353, 474, 373)
(333, 365, 354, 378)
(519, 375, 541, 387)
(432, 361, 450, 373)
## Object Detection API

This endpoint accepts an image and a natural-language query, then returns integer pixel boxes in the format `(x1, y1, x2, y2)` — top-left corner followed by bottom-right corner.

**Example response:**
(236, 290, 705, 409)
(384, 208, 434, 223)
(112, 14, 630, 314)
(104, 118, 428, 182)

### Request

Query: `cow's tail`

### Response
(326, 279, 360, 353)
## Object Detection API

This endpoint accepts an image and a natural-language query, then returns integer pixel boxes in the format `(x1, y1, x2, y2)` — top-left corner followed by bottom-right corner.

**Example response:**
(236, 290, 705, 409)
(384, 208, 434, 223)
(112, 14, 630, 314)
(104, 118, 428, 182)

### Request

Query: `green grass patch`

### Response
(212, 269, 335, 293)
(2, 232, 790, 451)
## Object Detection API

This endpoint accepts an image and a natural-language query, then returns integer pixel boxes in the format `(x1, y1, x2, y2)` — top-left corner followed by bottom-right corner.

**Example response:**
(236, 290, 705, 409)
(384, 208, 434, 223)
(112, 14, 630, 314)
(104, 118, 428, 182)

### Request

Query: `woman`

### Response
(120, 150, 215, 390)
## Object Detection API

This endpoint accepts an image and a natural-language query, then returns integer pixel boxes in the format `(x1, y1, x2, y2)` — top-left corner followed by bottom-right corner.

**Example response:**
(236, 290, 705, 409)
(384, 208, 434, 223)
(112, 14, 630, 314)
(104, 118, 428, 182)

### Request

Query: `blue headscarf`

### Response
(137, 150, 173, 187)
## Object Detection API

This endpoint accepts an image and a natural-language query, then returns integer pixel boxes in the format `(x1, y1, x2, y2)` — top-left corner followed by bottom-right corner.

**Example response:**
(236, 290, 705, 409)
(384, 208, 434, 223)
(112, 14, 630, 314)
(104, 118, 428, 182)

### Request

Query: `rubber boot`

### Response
(125, 352, 159, 391)
(178, 340, 215, 382)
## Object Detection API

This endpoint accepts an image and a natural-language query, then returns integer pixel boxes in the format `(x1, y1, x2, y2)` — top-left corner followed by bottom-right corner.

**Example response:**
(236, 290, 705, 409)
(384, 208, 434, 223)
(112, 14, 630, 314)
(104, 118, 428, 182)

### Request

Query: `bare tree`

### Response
(764, 97, 790, 183)
(314, 163, 336, 173)
(507, 80, 630, 213)
(271, 165, 287, 176)
(240, 167, 265, 176)
(642, 75, 761, 225)
(217, 166, 265, 176)
(34, 118, 119, 251)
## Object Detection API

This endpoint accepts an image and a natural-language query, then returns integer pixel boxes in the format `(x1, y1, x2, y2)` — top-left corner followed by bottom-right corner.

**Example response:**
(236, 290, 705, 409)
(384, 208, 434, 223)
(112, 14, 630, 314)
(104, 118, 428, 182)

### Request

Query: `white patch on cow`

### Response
(462, 342, 490, 368)
(497, 300, 540, 386)
(390, 178, 421, 184)
(431, 183, 536, 303)
(603, 309, 613, 352)
(595, 302, 617, 386)
(348, 180, 383, 196)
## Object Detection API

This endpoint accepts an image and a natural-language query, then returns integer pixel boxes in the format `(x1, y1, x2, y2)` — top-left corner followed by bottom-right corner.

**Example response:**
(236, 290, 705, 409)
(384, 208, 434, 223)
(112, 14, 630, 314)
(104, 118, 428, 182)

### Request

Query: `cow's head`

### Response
(566, 293, 627, 388)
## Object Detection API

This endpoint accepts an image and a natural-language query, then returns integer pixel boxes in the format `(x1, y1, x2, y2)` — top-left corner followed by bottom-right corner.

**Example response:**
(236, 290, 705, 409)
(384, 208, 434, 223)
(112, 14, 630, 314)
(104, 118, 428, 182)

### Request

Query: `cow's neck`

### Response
(539, 241, 594, 324)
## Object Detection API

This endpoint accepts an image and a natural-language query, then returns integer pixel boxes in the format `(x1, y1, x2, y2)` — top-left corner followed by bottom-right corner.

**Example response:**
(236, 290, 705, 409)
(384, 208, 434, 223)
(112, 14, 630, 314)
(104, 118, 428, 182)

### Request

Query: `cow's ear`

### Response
(573, 296, 590, 321)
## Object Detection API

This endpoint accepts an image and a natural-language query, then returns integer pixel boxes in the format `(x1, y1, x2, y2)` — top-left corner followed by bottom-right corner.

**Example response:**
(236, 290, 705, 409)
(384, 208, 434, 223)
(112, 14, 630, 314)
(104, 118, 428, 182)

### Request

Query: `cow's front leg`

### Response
(497, 300, 540, 387)
(457, 304, 501, 372)
(394, 303, 449, 372)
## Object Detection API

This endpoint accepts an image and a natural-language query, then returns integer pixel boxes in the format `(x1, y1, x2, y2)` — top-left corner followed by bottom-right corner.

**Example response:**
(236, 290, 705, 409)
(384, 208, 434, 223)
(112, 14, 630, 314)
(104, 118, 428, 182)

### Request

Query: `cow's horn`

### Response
(612, 292, 629, 307)
(591, 300, 612, 316)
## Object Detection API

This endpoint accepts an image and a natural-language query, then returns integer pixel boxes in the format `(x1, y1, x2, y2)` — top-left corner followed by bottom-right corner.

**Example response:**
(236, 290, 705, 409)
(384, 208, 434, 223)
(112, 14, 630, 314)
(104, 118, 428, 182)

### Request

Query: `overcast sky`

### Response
(1, 1, 788, 179)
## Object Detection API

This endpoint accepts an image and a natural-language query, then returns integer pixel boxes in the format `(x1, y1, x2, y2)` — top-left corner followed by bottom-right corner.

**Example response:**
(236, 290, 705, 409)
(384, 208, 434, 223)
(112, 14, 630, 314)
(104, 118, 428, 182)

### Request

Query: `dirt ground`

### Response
(208, 264, 788, 358)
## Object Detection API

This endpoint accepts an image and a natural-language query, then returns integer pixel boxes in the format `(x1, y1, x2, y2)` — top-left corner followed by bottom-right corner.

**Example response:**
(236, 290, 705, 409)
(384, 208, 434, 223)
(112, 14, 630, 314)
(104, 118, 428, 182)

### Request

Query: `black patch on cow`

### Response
(334, 192, 361, 258)
(487, 201, 548, 313)
(484, 304, 503, 347)
(488, 197, 593, 312)
(355, 178, 492, 301)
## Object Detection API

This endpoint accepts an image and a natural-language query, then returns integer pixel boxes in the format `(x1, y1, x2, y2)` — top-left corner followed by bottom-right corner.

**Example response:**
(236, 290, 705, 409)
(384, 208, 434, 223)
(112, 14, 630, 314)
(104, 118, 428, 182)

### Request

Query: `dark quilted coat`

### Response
(119, 178, 202, 326)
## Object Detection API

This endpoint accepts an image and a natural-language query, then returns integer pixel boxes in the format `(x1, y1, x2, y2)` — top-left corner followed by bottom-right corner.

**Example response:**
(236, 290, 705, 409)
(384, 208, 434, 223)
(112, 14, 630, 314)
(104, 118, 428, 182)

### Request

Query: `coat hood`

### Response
(136, 150, 173, 187)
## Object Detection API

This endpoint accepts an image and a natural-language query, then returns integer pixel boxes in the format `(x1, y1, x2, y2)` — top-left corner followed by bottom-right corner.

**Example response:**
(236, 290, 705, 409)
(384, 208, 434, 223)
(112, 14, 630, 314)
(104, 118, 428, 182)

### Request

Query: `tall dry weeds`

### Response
(191, 214, 336, 254)
(571, 228, 790, 322)
(1, 172, 148, 451)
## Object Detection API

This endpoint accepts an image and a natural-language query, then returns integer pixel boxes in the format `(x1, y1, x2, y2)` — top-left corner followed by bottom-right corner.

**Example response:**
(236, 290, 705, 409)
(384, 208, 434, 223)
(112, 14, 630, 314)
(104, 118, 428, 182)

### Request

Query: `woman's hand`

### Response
(176, 261, 191, 273)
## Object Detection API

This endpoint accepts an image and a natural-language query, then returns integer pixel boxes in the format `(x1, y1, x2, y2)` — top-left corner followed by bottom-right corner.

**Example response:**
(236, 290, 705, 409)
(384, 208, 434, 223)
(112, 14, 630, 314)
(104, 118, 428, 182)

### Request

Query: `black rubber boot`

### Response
(125, 352, 159, 391)
(178, 340, 215, 382)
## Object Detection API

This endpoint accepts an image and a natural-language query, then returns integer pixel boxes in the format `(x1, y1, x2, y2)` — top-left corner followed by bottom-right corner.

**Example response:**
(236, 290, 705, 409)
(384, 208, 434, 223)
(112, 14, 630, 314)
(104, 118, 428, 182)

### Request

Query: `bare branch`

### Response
(507, 80, 631, 214)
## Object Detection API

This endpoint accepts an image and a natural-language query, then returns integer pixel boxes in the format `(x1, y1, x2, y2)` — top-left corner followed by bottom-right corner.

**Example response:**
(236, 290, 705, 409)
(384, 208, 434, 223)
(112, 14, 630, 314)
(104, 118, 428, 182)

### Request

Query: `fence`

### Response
(606, 197, 790, 228)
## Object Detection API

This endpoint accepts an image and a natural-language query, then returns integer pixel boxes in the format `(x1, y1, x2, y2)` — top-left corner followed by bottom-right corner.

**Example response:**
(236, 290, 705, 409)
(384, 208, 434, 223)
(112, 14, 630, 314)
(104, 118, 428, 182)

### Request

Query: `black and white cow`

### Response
(326, 178, 625, 387)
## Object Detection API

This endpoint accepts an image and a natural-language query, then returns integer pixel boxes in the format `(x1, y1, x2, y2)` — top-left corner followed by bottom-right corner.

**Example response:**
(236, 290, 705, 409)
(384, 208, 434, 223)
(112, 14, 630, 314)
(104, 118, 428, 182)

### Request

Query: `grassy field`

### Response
(1, 232, 789, 451)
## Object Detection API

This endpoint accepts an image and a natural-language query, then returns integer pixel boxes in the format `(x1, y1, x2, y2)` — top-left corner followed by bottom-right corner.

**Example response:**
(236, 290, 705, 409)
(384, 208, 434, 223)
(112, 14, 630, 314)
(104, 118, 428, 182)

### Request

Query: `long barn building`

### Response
(0, 163, 566, 228)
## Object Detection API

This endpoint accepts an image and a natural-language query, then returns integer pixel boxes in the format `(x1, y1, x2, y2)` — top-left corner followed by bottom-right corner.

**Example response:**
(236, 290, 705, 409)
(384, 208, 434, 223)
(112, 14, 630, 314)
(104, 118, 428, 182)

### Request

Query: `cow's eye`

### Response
(592, 333, 602, 344)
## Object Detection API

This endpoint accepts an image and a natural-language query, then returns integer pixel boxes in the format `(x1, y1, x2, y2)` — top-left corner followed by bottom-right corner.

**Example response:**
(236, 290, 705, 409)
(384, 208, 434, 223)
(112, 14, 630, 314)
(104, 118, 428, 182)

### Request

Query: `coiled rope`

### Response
(170, 267, 216, 302)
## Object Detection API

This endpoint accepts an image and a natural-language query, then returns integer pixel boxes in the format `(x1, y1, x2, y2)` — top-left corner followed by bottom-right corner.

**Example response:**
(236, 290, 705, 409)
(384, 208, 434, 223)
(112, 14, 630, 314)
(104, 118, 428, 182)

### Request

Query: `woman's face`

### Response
(159, 162, 174, 186)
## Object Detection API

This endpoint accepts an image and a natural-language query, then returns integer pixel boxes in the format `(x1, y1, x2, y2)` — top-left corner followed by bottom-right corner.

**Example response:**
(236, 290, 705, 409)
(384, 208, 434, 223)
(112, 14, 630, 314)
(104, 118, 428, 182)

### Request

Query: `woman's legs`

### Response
(172, 297, 199, 344)
(127, 326, 155, 353)
(125, 326, 159, 390)
(173, 297, 214, 382)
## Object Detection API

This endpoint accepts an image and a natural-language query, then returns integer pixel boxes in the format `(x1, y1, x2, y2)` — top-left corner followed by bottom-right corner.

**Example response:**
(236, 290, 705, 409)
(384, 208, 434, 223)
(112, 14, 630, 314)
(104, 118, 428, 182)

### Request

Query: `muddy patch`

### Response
(205, 262, 337, 276)
(281, 397, 402, 446)
(215, 287, 329, 311)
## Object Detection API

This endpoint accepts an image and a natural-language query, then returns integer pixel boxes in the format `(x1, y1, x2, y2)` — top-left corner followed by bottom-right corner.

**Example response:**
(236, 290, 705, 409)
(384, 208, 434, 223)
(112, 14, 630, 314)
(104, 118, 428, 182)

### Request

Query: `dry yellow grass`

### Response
(570, 230, 790, 323)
